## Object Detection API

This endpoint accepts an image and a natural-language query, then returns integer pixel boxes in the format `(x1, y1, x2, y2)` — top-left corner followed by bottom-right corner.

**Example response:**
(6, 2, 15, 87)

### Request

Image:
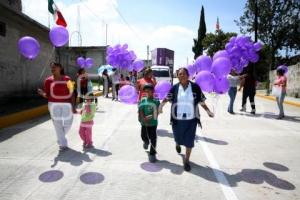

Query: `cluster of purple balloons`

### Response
(18, 25, 69, 60)
(118, 80, 172, 104)
(106, 44, 144, 72)
(225, 35, 262, 73)
(76, 57, 94, 69)
(188, 35, 262, 94)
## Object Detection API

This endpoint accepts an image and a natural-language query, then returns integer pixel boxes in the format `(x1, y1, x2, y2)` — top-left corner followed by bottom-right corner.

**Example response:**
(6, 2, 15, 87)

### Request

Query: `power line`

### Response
(109, 2, 147, 45)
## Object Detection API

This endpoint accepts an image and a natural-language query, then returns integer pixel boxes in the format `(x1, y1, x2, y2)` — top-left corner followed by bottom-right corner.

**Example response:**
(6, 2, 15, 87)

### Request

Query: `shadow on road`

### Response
(189, 162, 295, 191)
(83, 147, 112, 157)
(157, 129, 229, 145)
(51, 148, 92, 168)
(0, 115, 50, 143)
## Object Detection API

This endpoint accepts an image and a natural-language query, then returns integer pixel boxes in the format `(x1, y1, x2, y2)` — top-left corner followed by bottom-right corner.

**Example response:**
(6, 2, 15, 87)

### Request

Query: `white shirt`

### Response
(227, 74, 240, 87)
(177, 83, 195, 120)
(111, 72, 120, 84)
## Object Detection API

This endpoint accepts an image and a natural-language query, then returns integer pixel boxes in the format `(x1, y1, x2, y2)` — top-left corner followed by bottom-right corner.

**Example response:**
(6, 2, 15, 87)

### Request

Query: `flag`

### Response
(48, 0, 67, 27)
(216, 17, 220, 32)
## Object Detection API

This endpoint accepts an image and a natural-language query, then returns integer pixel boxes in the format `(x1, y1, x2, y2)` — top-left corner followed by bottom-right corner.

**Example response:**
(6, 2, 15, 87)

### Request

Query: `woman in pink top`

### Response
(274, 68, 287, 119)
(38, 62, 76, 152)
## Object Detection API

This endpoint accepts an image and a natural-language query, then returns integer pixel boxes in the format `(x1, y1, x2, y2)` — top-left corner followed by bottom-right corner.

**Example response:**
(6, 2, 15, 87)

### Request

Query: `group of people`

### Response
(226, 65, 287, 119)
(102, 69, 137, 100)
(37, 62, 287, 172)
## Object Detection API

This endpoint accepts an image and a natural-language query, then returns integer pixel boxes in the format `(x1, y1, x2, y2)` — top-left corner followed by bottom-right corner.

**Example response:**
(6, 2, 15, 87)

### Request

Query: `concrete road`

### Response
(0, 92, 300, 200)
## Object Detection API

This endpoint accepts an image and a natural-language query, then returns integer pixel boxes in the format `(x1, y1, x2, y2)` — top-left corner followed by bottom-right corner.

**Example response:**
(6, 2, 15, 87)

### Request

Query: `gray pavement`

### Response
(0, 92, 300, 200)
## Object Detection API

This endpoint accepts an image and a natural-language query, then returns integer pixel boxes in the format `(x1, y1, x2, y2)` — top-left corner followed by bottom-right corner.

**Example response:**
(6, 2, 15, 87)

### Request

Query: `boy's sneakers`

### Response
(148, 154, 157, 163)
(240, 107, 246, 112)
(143, 142, 149, 150)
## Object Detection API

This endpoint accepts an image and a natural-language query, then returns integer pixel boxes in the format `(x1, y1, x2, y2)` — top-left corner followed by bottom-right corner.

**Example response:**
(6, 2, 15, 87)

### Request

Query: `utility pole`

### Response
(147, 45, 150, 67)
(254, 0, 258, 42)
(105, 24, 108, 46)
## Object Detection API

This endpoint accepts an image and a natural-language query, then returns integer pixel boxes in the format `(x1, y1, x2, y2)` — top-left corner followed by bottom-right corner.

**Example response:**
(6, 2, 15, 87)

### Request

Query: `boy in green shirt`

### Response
(138, 84, 160, 163)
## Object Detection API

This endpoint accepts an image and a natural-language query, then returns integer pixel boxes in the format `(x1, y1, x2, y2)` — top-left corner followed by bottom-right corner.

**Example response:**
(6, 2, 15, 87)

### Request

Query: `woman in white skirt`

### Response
(38, 62, 76, 152)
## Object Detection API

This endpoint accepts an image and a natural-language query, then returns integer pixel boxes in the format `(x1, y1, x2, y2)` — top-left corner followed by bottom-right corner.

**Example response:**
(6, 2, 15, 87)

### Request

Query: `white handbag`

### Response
(271, 86, 282, 97)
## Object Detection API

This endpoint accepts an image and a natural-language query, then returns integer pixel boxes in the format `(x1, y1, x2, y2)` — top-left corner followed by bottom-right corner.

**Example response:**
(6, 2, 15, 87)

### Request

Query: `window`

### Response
(0, 22, 6, 37)
(152, 69, 170, 77)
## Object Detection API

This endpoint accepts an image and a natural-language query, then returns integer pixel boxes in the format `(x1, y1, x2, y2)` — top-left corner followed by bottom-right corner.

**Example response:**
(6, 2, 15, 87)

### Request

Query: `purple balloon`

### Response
(277, 65, 288, 74)
(119, 85, 138, 104)
(213, 50, 230, 61)
(49, 25, 69, 47)
(122, 43, 129, 50)
(18, 36, 40, 59)
(187, 64, 196, 79)
(211, 57, 232, 78)
(195, 71, 215, 93)
(253, 42, 262, 51)
(155, 81, 172, 100)
(77, 57, 85, 67)
(85, 58, 94, 68)
(132, 59, 144, 72)
(107, 46, 113, 54)
(214, 76, 229, 94)
(249, 53, 259, 63)
(194, 55, 212, 72)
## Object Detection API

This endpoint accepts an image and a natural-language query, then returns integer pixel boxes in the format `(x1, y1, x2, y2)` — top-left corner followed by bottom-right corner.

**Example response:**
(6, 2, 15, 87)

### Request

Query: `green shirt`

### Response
(81, 103, 96, 122)
(138, 97, 160, 126)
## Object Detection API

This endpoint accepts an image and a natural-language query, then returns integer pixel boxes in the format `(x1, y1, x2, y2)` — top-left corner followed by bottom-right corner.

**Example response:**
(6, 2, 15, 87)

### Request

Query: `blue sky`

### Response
(22, 0, 248, 68)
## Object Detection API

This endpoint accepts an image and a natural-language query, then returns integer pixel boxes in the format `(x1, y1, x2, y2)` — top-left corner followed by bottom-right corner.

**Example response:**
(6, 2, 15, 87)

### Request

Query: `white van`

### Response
(151, 65, 172, 83)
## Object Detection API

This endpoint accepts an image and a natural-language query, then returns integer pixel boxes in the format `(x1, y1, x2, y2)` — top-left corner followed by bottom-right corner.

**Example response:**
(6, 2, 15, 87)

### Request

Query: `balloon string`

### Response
(38, 47, 56, 81)
(210, 92, 219, 115)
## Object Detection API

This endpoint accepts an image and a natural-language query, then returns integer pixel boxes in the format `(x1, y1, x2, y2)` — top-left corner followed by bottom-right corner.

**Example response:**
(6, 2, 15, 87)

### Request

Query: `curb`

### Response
(0, 90, 104, 129)
(0, 105, 49, 129)
(256, 93, 300, 108)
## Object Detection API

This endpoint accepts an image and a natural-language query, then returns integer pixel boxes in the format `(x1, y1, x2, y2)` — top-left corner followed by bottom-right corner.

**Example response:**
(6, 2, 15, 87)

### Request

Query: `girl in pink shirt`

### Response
(274, 68, 287, 119)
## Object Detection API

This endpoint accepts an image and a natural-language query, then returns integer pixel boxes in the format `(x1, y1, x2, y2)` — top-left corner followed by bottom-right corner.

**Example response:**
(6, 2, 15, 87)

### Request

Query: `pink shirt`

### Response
(274, 75, 287, 92)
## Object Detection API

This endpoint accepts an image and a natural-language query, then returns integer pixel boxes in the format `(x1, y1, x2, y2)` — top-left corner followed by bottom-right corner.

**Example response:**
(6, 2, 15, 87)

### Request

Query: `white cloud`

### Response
(21, 0, 196, 68)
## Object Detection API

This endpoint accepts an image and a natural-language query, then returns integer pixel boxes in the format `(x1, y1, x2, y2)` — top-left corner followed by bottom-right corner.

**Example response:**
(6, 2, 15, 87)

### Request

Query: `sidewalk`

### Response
(256, 90, 300, 107)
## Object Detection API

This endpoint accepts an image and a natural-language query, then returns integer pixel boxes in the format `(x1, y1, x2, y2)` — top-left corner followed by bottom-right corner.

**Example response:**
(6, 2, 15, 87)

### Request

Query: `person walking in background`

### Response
(227, 70, 247, 114)
(37, 62, 76, 152)
(239, 66, 257, 115)
(102, 69, 109, 98)
(136, 68, 157, 101)
(111, 68, 120, 101)
(79, 93, 97, 149)
(76, 68, 88, 107)
(274, 68, 287, 119)
(159, 68, 214, 171)
(138, 84, 160, 163)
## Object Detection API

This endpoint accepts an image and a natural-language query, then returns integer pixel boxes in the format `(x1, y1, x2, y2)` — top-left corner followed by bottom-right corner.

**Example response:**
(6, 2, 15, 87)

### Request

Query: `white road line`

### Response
(197, 129, 239, 200)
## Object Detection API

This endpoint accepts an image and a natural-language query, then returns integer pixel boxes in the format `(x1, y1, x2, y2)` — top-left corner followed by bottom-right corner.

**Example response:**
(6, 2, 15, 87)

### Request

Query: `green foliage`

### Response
(235, 0, 300, 69)
(192, 6, 207, 59)
(202, 30, 237, 56)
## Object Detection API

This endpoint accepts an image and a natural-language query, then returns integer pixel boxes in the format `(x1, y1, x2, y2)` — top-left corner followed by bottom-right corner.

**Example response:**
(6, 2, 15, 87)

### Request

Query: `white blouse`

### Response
(177, 83, 195, 120)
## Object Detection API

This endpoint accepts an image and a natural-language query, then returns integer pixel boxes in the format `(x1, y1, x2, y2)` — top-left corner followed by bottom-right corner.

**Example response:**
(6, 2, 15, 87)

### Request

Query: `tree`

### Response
(235, 0, 300, 71)
(202, 30, 237, 56)
(192, 6, 206, 59)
